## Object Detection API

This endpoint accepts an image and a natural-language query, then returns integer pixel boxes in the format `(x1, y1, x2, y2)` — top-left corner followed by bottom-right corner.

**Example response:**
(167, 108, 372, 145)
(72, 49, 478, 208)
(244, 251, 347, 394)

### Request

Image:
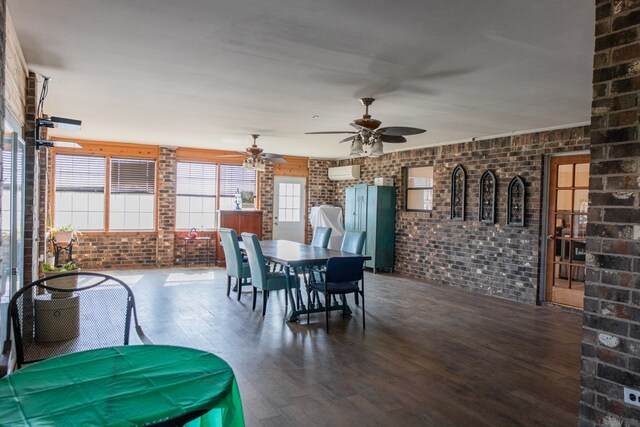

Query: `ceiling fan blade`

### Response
(380, 134, 407, 143)
(338, 136, 356, 143)
(349, 122, 368, 131)
(305, 131, 356, 135)
(262, 152, 284, 159)
(266, 157, 287, 164)
(377, 126, 426, 136)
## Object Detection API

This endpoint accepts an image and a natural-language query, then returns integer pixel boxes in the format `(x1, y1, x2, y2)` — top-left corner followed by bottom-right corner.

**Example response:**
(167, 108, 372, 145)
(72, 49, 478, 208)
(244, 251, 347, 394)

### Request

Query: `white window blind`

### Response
(110, 158, 156, 230)
(54, 154, 106, 230)
(111, 158, 156, 194)
(176, 162, 217, 230)
(219, 165, 257, 210)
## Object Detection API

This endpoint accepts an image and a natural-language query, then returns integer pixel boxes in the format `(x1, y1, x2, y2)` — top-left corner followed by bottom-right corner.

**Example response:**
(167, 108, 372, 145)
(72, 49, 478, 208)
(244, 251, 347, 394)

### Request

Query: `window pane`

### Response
(408, 166, 433, 188)
(176, 162, 217, 230)
(109, 158, 156, 230)
(55, 154, 106, 230)
(407, 189, 432, 211)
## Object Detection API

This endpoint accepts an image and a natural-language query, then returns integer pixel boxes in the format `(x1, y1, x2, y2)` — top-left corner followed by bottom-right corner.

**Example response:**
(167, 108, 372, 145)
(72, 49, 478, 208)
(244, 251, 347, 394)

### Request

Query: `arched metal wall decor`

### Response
(450, 165, 466, 220)
(507, 175, 525, 226)
(479, 170, 496, 224)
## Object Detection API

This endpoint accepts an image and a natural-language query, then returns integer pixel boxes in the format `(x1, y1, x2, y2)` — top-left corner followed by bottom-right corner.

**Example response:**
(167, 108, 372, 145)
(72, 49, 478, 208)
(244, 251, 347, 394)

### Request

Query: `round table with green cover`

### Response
(0, 345, 245, 426)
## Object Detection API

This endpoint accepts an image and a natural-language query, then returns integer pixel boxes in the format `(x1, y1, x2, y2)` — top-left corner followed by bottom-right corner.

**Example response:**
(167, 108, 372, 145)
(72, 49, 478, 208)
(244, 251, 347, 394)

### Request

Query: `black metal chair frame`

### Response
(1, 272, 151, 376)
(307, 256, 365, 333)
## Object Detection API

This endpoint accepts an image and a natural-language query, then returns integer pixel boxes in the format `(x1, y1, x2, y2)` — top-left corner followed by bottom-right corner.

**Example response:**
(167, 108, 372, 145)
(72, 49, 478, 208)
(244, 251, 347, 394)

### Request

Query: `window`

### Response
(406, 166, 433, 212)
(277, 182, 301, 222)
(110, 158, 156, 230)
(219, 165, 257, 211)
(54, 154, 106, 230)
(176, 162, 217, 230)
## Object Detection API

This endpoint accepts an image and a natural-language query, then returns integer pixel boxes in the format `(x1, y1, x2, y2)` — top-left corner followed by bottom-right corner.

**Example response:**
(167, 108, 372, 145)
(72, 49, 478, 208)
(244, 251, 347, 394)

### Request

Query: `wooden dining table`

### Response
(239, 239, 370, 322)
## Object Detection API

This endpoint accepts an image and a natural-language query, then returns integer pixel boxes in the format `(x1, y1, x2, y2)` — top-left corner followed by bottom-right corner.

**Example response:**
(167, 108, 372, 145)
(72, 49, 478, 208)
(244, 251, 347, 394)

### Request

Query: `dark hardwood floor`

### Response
(112, 267, 582, 427)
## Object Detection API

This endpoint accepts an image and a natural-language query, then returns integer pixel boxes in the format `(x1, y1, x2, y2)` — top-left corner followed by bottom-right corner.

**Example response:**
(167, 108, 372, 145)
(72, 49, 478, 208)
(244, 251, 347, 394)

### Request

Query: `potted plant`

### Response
(48, 225, 81, 246)
(42, 261, 80, 298)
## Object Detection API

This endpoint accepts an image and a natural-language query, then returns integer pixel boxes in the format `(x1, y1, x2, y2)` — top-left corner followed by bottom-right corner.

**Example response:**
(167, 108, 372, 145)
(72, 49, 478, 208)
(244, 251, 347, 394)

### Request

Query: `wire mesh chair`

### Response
(1, 272, 151, 373)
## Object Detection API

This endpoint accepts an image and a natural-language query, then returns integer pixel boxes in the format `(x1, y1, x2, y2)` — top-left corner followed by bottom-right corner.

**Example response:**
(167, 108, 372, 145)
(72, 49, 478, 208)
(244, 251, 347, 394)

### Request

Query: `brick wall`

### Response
(47, 145, 276, 270)
(323, 126, 590, 304)
(307, 159, 337, 243)
(580, 0, 640, 425)
(71, 233, 158, 269)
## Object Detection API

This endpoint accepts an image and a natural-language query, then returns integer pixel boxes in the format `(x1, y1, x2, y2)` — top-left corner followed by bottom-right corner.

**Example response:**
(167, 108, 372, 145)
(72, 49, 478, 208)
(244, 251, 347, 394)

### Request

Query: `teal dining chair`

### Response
(219, 228, 252, 301)
(241, 233, 300, 316)
(311, 227, 332, 248)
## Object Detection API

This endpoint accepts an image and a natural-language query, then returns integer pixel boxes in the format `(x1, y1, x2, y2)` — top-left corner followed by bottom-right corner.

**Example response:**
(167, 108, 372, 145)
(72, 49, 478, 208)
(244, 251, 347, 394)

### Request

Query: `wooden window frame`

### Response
(50, 139, 159, 234)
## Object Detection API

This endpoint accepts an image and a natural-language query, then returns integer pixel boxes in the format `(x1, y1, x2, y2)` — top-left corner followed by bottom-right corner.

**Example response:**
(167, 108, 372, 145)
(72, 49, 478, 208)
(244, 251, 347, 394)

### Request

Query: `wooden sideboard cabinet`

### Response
(216, 210, 263, 266)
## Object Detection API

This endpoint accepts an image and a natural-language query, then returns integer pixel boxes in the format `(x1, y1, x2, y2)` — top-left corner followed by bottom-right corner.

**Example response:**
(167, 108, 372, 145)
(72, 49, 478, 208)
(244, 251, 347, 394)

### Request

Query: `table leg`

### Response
(285, 266, 299, 322)
(184, 240, 188, 268)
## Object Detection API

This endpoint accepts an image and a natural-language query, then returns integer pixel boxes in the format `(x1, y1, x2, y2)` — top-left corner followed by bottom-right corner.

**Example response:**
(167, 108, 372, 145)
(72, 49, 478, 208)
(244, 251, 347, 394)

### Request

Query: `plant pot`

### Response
(35, 294, 80, 341)
(43, 270, 80, 299)
(53, 231, 74, 244)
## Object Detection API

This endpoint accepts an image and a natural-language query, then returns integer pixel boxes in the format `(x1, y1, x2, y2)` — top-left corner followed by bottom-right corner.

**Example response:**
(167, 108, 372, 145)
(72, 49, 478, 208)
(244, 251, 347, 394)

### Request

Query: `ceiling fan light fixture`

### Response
(255, 158, 266, 172)
(369, 140, 384, 157)
(242, 157, 253, 170)
(349, 136, 364, 157)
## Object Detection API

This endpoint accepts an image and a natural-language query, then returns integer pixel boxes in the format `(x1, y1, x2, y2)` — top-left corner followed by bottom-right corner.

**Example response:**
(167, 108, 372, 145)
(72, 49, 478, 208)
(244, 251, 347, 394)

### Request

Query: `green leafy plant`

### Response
(42, 261, 78, 273)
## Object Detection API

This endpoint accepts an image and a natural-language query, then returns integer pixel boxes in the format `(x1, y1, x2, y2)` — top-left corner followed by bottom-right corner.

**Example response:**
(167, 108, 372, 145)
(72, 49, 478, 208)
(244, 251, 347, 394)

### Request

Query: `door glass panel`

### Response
(573, 215, 588, 237)
(575, 163, 590, 187)
(277, 182, 301, 222)
(574, 190, 589, 212)
(557, 164, 573, 187)
(557, 190, 572, 211)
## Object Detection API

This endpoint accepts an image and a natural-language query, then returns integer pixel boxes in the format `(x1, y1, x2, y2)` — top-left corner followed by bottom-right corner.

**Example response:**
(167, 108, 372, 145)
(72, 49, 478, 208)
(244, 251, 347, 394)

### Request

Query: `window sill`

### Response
(80, 231, 158, 237)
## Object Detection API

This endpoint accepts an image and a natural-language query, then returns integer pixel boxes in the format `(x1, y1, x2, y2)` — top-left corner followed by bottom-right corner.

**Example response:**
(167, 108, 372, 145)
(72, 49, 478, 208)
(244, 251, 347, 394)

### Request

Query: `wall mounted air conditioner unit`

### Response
(328, 165, 360, 181)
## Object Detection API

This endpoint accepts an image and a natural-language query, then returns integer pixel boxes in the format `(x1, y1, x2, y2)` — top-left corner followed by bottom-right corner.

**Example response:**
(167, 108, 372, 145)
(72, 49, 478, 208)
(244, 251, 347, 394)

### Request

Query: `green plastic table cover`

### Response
(0, 345, 245, 426)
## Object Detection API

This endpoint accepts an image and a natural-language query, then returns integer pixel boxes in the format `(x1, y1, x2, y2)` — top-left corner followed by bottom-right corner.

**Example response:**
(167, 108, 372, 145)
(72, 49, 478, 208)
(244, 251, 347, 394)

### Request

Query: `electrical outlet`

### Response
(624, 387, 640, 407)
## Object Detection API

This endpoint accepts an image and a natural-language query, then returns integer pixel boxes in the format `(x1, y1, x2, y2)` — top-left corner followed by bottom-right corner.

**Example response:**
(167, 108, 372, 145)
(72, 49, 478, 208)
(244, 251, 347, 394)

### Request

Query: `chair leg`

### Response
(237, 278, 242, 301)
(307, 286, 311, 325)
(252, 287, 257, 311)
(226, 276, 231, 297)
(325, 292, 330, 333)
(361, 290, 365, 330)
(262, 290, 268, 316)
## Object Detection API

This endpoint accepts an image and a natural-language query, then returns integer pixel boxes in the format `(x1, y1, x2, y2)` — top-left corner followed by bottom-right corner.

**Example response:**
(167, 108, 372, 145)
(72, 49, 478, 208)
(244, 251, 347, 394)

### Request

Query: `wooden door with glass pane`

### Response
(545, 155, 590, 308)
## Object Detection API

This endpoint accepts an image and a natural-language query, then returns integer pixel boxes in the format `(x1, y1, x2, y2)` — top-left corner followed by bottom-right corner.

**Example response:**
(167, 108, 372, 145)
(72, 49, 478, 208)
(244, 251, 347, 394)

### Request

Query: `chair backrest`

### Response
(241, 233, 267, 290)
(311, 227, 332, 248)
(325, 257, 365, 284)
(340, 231, 366, 255)
(4, 272, 141, 369)
(219, 228, 244, 276)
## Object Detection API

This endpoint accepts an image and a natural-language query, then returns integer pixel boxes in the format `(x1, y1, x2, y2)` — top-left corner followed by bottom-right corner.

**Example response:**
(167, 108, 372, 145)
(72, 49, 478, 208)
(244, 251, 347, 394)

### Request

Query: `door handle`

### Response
(547, 235, 555, 240)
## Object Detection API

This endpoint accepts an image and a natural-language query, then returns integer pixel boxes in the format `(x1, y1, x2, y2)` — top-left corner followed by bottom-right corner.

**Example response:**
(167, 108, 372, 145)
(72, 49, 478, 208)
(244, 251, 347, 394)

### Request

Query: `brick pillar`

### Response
(580, 1, 640, 425)
(23, 72, 38, 284)
(156, 146, 176, 266)
(259, 163, 274, 239)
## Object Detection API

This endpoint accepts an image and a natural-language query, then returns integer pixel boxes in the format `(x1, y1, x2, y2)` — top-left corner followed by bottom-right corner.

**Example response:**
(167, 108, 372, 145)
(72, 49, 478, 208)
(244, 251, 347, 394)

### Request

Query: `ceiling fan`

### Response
(219, 134, 286, 171)
(305, 98, 426, 157)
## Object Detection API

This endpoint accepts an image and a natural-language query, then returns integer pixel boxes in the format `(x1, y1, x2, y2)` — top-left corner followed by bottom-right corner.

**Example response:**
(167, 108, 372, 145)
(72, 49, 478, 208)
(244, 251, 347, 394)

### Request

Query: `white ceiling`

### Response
(9, 0, 594, 159)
